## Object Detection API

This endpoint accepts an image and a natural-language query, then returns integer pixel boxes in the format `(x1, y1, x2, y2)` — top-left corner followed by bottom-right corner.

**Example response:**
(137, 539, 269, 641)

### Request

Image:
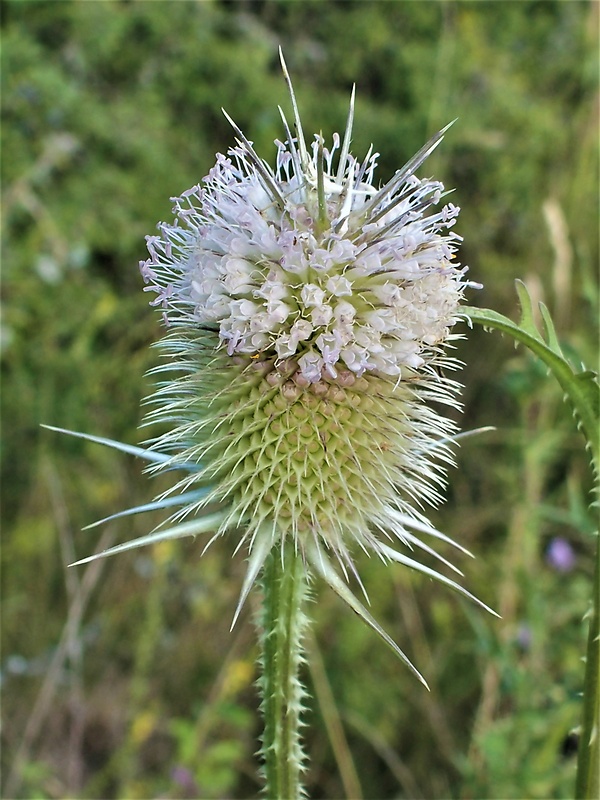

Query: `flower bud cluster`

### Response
(141, 117, 467, 385)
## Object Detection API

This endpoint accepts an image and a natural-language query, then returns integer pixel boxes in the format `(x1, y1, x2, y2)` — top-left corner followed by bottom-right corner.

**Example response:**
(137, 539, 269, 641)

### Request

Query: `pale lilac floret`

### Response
(140, 79, 471, 385)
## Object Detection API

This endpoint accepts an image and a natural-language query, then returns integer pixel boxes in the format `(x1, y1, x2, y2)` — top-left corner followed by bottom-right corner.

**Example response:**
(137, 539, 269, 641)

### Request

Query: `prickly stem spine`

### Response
(258, 546, 309, 799)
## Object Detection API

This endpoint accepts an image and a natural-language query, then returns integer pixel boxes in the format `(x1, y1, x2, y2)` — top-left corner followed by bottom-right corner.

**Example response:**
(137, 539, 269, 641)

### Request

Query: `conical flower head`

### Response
(139, 57, 492, 672)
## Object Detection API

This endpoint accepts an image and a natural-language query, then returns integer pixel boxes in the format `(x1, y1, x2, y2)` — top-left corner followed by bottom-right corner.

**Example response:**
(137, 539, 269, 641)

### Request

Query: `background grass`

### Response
(2, 1, 598, 798)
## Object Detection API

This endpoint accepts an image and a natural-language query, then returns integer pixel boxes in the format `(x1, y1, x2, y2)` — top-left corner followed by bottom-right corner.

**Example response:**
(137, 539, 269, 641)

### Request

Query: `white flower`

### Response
(136, 52, 494, 679)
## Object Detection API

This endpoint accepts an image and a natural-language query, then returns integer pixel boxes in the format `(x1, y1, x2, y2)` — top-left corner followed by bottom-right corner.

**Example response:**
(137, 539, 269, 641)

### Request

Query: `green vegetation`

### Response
(2, 1, 597, 798)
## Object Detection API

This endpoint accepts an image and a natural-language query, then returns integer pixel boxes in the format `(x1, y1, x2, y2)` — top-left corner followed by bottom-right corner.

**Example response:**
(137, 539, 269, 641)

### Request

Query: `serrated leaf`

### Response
(539, 301, 564, 356)
(514, 279, 544, 342)
(463, 283, 600, 474)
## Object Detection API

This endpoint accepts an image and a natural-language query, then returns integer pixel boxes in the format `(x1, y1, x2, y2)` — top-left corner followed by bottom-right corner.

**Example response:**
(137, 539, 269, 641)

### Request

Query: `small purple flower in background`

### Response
(546, 536, 576, 573)
(515, 622, 532, 652)
(171, 765, 198, 795)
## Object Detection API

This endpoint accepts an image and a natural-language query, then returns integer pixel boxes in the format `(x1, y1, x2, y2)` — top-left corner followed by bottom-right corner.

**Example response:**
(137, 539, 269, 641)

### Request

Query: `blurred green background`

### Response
(2, 1, 598, 798)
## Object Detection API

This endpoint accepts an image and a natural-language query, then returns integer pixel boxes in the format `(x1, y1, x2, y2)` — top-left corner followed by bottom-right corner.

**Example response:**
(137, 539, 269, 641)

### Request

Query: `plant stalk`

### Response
(259, 546, 308, 799)
(465, 293, 599, 799)
(575, 542, 599, 799)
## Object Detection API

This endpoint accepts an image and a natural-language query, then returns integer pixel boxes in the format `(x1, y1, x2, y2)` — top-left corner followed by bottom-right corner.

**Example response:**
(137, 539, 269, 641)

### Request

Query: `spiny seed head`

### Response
(137, 56, 492, 666)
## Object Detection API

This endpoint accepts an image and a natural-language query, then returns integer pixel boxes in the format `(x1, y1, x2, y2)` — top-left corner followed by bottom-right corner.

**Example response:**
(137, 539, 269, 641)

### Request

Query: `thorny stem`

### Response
(575, 547, 599, 799)
(465, 298, 599, 799)
(259, 547, 308, 800)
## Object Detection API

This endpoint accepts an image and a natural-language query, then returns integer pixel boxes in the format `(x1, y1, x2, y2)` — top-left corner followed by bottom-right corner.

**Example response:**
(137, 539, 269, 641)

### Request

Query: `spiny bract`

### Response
(130, 54, 493, 675)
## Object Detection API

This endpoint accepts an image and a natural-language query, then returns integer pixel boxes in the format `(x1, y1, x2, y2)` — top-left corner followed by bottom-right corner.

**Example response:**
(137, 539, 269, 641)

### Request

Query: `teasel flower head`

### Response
(134, 54, 494, 681)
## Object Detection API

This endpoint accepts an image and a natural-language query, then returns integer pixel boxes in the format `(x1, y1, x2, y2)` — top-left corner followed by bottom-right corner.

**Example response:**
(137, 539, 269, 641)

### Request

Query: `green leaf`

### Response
(463, 281, 600, 473)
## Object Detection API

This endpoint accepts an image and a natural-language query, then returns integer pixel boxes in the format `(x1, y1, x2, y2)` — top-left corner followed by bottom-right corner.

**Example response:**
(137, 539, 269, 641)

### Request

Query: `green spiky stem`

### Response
(464, 285, 599, 800)
(259, 546, 308, 799)
(575, 550, 599, 799)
